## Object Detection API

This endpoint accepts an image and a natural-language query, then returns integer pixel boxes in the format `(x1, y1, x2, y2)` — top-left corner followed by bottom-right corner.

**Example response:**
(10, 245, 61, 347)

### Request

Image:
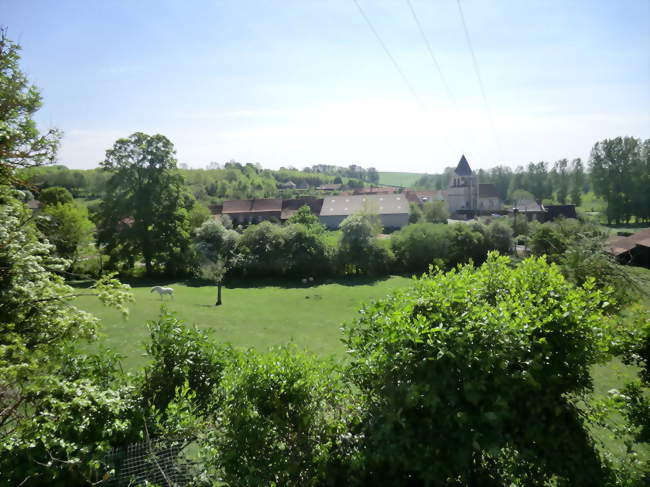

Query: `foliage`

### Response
(188, 201, 212, 230)
(37, 202, 94, 267)
(344, 253, 612, 485)
(390, 223, 452, 272)
(337, 213, 391, 275)
(194, 218, 240, 305)
(95, 132, 193, 276)
(284, 223, 332, 277)
(0, 29, 60, 183)
(140, 311, 232, 415)
(590, 137, 650, 224)
(408, 202, 423, 223)
(238, 220, 286, 276)
(486, 219, 513, 254)
(422, 200, 449, 223)
(287, 204, 322, 227)
(39, 185, 73, 206)
(201, 347, 358, 487)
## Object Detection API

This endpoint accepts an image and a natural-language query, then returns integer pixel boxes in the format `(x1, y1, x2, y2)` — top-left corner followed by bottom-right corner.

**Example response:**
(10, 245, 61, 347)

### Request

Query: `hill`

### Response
(378, 171, 426, 187)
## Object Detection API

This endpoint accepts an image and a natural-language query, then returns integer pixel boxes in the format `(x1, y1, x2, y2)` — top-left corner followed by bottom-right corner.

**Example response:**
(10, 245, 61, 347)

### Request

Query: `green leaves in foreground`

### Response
(344, 252, 612, 486)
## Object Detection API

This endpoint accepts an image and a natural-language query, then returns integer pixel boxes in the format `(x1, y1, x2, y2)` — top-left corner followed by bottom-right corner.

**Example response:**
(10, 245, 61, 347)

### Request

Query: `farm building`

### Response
(221, 198, 283, 224)
(280, 197, 324, 221)
(508, 200, 546, 221)
(319, 194, 409, 230)
(607, 228, 650, 268)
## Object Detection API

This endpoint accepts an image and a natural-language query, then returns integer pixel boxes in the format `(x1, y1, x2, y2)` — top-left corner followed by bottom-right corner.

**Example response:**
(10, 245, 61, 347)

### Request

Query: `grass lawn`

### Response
(378, 171, 425, 187)
(75, 275, 412, 370)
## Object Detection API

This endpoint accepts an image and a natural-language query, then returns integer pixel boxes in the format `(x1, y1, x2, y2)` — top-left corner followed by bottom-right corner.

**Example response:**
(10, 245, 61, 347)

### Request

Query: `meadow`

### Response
(378, 171, 425, 187)
(76, 275, 412, 370)
(75, 269, 649, 463)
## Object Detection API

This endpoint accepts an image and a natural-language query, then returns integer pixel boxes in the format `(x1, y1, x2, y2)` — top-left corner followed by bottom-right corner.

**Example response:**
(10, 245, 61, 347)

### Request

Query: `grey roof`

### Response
(454, 155, 473, 176)
(512, 200, 545, 212)
(222, 198, 282, 213)
(478, 183, 499, 198)
(320, 194, 408, 217)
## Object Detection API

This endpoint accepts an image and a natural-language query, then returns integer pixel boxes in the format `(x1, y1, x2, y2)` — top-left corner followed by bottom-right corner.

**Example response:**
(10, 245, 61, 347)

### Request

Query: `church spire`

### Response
(454, 154, 473, 176)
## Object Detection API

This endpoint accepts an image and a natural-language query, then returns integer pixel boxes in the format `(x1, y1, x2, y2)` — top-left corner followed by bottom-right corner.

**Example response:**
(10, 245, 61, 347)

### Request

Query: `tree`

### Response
(194, 218, 240, 305)
(286, 204, 322, 228)
(38, 186, 73, 207)
(590, 137, 641, 224)
(38, 202, 94, 267)
(338, 213, 390, 274)
(552, 159, 570, 204)
(344, 253, 611, 485)
(96, 132, 193, 275)
(570, 158, 585, 206)
(0, 29, 60, 184)
(422, 200, 449, 223)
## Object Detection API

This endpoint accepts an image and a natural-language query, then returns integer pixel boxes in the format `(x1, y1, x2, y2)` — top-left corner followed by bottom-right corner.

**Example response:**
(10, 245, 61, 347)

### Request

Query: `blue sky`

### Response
(4, 0, 649, 172)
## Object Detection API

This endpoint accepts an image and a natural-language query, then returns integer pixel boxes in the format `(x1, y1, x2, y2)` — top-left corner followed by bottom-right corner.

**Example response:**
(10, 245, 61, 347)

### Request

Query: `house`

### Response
(509, 200, 546, 221)
(607, 228, 650, 268)
(319, 194, 409, 230)
(280, 197, 324, 221)
(221, 198, 283, 224)
(446, 155, 501, 216)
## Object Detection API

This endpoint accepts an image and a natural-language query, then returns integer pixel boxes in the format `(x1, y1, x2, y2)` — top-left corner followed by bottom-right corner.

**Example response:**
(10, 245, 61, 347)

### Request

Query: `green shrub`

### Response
(344, 253, 611, 485)
(139, 311, 232, 414)
(201, 347, 358, 487)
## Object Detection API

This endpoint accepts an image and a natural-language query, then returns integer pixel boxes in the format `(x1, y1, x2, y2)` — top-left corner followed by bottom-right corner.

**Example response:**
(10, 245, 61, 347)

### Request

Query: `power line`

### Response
(352, 0, 423, 107)
(352, 0, 454, 155)
(455, 0, 503, 161)
(405, 0, 456, 107)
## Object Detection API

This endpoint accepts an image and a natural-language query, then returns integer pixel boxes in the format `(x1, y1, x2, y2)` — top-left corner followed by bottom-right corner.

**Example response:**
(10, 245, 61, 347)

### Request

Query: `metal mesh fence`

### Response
(103, 438, 195, 486)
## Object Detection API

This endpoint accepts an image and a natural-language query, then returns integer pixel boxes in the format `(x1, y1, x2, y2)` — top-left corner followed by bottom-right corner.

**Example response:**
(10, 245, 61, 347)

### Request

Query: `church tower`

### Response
(447, 155, 478, 214)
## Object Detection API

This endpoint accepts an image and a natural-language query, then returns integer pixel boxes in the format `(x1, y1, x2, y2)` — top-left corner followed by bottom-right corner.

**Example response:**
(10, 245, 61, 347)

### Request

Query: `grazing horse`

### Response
(150, 286, 174, 300)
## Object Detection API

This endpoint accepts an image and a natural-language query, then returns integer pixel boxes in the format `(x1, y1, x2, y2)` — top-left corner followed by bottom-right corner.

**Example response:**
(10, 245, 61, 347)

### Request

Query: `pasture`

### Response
(378, 171, 425, 187)
(75, 275, 412, 370)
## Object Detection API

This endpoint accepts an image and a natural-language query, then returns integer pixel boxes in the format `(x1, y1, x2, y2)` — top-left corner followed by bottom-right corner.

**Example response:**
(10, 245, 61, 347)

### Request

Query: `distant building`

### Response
(353, 186, 396, 195)
(221, 198, 283, 224)
(280, 197, 324, 221)
(319, 194, 409, 230)
(446, 155, 501, 216)
(508, 200, 546, 221)
(607, 228, 650, 268)
(545, 205, 577, 220)
(405, 190, 446, 205)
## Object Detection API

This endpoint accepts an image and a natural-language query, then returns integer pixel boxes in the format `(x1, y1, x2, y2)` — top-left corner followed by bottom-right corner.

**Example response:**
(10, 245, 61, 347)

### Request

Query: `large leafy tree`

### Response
(590, 137, 647, 224)
(96, 132, 193, 275)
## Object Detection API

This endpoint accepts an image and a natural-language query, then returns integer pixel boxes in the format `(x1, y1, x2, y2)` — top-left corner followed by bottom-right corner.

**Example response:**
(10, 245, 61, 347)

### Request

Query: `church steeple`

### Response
(454, 154, 473, 176)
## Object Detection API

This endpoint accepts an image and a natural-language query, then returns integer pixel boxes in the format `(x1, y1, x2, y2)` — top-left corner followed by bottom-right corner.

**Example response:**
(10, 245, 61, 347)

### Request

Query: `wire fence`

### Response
(103, 438, 196, 486)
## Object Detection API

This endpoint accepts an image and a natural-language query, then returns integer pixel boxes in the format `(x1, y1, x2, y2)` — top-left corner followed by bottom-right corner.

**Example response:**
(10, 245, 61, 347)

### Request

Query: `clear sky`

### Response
(4, 0, 649, 172)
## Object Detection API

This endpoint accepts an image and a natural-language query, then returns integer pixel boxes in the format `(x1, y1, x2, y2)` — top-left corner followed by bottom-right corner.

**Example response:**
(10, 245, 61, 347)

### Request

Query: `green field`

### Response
(378, 171, 425, 187)
(76, 275, 412, 370)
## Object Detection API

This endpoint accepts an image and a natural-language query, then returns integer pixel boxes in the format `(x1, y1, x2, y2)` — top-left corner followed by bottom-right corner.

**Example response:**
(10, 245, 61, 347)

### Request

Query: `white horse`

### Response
(150, 286, 174, 300)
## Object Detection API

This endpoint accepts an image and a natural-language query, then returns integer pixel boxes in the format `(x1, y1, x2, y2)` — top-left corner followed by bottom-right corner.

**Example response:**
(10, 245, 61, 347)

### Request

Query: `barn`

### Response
(319, 194, 409, 230)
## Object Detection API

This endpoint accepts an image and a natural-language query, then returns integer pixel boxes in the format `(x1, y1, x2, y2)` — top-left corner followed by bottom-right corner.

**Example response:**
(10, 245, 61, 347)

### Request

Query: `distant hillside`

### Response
(378, 171, 426, 187)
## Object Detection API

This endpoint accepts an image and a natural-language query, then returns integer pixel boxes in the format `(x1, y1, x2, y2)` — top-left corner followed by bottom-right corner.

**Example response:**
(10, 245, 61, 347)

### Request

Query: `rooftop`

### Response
(320, 194, 408, 217)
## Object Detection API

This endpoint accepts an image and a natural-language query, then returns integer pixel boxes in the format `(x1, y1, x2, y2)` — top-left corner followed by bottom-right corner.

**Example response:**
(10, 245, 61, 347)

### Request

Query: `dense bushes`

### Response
(391, 221, 513, 273)
(343, 253, 611, 485)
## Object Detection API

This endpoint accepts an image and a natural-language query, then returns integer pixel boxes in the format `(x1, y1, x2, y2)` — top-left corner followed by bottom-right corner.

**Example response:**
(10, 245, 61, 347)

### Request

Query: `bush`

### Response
(39, 186, 73, 207)
(139, 311, 232, 414)
(486, 219, 513, 254)
(337, 213, 388, 275)
(344, 253, 611, 485)
(391, 223, 453, 273)
(422, 200, 449, 223)
(238, 221, 287, 276)
(202, 347, 357, 486)
(284, 223, 333, 277)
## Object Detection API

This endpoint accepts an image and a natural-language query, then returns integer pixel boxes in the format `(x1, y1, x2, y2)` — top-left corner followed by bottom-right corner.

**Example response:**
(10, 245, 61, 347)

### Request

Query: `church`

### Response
(445, 155, 501, 216)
